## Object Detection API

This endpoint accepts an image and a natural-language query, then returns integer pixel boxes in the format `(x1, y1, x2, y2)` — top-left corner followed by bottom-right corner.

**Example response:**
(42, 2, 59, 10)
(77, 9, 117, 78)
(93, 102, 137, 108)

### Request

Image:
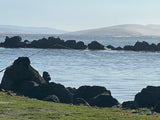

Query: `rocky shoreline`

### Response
(1, 36, 160, 51)
(0, 57, 160, 113)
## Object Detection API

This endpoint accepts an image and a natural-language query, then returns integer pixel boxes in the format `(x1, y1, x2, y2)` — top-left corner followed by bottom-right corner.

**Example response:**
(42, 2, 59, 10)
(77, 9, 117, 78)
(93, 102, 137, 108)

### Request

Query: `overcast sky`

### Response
(0, 0, 160, 31)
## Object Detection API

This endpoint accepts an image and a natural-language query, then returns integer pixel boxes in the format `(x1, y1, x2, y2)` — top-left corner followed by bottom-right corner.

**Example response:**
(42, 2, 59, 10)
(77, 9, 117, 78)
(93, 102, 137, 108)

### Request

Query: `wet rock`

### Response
(134, 86, 160, 108)
(90, 93, 119, 107)
(43, 95, 60, 103)
(1, 57, 46, 94)
(88, 41, 105, 50)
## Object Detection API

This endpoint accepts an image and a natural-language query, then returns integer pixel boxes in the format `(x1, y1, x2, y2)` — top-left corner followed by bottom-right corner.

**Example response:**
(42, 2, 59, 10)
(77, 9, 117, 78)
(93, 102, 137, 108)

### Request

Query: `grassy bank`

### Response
(0, 92, 159, 120)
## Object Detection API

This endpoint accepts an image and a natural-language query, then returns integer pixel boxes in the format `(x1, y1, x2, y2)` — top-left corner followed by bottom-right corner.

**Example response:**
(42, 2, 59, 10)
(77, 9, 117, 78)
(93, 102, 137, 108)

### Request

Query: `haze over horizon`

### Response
(0, 0, 160, 31)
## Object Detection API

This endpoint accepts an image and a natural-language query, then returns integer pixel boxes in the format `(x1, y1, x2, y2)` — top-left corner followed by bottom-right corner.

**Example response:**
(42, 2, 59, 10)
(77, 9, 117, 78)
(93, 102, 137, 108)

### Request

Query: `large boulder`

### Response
(88, 41, 105, 50)
(32, 82, 73, 104)
(74, 85, 119, 107)
(1, 57, 46, 95)
(134, 86, 160, 108)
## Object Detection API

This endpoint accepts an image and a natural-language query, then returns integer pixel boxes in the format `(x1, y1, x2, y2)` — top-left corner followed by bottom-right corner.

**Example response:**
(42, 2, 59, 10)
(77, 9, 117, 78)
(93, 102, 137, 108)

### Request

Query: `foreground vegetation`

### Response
(0, 92, 159, 120)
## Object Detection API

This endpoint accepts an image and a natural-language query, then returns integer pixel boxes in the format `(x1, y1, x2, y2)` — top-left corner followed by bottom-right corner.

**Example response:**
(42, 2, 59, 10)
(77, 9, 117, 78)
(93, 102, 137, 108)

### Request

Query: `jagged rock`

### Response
(1, 57, 46, 94)
(122, 101, 137, 109)
(43, 71, 51, 83)
(74, 98, 90, 106)
(43, 95, 60, 103)
(90, 93, 119, 107)
(134, 86, 160, 108)
(88, 41, 105, 50)
(133, 41, 150, 51)
(32, 82, 73, 104)
(2, 36, 25, 48)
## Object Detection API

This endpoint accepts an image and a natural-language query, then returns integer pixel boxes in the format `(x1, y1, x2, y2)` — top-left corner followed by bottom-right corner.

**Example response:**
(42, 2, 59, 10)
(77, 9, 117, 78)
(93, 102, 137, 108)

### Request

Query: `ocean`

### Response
(0, 34, 160, 103)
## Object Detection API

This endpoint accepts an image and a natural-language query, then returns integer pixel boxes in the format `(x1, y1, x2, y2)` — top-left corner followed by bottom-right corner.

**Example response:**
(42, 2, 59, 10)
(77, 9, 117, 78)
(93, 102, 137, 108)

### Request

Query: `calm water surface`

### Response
(0, 34, 160, 103)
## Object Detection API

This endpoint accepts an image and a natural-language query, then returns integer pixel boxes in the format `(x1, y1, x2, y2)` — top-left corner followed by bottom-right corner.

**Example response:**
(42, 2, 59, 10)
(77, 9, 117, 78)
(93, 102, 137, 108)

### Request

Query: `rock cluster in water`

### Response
(0, 57, 119, 107)
(1, 36, 160, 51)
(0, 36, 104, 50)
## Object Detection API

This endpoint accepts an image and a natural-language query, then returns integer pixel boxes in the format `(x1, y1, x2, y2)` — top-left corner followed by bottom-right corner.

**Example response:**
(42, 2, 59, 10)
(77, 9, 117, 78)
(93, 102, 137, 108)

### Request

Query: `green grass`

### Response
(0, 92, 159, 120)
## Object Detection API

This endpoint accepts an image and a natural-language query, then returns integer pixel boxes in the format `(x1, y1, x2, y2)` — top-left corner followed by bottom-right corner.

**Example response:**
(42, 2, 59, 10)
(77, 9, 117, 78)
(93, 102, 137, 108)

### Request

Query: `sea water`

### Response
(0, 34, 160, 103)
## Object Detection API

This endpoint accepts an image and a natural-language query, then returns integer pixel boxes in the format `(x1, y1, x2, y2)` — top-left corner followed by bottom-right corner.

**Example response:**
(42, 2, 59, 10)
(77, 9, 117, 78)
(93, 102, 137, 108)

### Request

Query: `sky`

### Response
(0, 0, 160, 31)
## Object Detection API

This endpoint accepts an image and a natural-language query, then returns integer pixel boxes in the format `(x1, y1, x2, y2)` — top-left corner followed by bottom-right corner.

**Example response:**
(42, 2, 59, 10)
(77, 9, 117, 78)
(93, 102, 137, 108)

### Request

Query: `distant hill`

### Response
(0, 25, 68, 34)
(64, 24, 160, 37)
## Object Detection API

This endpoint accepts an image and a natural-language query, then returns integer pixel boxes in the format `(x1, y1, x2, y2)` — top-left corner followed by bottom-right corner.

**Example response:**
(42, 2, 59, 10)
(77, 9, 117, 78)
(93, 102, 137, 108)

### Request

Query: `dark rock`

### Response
(76, 41, 87, 49)
(157, 43, 160, 51)
(149, 43, 157, 51)
(43, 95, 60, 103)
(123, 45, 134, 50)
(74, 98, 90, 106)
(114, 47, 123, 50)
(66, 87, 76, 95)
(74, 85, 111, 102)
(122, 101, 137, 109)
(2, 36, 25, 48)
(90, 93, 119, 107)
(106, 45, 115, 50)
(32, 82, 73, 104)
(1, 57, 46, 94)
(134, 86, 160, 108)
(29, 37, 65, 49)
(43, 71, 51, 83)
(133, 41, 150, 51)
(153, 102, 160, 113)
(65, 40, 77, 49)
(88, 41, 105, 50)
